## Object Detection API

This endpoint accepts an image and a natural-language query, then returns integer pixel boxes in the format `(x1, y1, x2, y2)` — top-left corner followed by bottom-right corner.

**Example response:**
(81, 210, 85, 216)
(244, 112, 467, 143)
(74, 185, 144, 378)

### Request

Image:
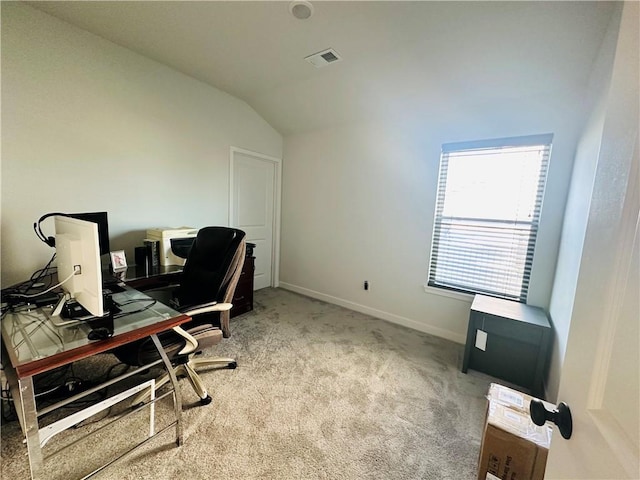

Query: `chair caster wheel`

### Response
(228, 362, 237, 369)
(200, 395, 212, 406)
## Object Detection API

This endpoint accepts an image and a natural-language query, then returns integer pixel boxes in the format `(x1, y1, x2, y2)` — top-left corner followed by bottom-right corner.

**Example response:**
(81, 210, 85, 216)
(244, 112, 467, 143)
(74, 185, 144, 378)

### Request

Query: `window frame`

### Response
(427, 134, 553, 303)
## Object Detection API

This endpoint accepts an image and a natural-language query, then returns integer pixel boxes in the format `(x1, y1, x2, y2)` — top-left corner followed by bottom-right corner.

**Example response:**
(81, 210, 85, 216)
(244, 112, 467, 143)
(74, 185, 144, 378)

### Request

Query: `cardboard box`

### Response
(477, 384, 553, 480)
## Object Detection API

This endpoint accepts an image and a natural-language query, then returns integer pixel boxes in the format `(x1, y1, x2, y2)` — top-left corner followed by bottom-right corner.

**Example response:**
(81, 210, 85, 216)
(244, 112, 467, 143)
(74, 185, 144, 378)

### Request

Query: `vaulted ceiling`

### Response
(27, 1, 616, 135)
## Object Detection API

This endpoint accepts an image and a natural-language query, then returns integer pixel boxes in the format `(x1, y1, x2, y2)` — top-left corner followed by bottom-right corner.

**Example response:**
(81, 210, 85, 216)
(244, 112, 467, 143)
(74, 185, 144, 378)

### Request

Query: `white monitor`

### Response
(53, 215, 104, 317)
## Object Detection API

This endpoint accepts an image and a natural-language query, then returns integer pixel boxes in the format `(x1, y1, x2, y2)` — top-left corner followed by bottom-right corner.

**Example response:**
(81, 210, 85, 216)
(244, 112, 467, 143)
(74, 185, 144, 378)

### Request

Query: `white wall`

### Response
(0, 3, 282, 287)
(546, 5, 622, 402)
(280, 82, 590, 342)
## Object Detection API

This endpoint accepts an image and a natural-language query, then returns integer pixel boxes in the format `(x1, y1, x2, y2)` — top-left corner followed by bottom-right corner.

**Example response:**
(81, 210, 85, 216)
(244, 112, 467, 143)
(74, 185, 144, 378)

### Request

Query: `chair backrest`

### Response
(178, 227, 246, 308)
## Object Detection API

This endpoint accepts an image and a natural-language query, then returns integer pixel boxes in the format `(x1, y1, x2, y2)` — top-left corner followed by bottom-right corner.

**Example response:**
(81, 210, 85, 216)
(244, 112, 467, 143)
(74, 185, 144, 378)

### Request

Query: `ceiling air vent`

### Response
(305, 48, 342, 68)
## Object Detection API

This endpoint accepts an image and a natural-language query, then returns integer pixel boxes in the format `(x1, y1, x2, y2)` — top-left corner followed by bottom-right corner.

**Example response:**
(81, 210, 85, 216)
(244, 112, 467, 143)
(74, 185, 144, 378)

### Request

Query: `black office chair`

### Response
(113, 226, 246, 405)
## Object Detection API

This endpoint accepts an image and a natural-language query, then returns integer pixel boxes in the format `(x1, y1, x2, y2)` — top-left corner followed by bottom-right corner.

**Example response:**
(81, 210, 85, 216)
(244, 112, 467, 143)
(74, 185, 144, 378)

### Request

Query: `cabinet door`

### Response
(465, 312, 548, 396)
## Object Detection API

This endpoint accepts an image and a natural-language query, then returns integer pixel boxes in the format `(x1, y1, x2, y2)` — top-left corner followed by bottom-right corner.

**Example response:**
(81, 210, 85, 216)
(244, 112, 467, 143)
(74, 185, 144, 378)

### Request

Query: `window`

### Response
(428, 134, 552, 302)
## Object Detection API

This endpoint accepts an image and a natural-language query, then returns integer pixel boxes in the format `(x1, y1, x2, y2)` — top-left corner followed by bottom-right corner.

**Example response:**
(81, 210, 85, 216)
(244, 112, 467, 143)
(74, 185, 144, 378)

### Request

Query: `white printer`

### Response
(146, 227, 198, 266)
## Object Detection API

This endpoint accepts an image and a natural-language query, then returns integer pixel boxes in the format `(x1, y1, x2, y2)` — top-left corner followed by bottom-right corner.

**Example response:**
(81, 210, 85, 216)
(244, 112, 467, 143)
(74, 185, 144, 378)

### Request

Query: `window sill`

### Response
(423, 284, 474, 302)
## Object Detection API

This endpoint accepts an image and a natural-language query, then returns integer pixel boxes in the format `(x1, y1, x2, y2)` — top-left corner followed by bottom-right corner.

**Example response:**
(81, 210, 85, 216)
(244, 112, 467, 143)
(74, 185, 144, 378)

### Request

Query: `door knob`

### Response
(530, 399, 573, 439)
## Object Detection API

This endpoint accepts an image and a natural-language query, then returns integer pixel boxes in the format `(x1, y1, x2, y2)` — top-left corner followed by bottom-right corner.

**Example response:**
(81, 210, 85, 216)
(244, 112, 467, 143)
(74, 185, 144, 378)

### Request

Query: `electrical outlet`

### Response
(364, 280, 369, 291)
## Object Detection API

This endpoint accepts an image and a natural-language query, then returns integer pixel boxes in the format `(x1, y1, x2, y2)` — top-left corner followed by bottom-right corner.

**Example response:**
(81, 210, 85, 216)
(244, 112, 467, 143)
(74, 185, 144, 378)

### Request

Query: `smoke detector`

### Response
(289, 1, 313, 20)
(305, 48, 342, 68)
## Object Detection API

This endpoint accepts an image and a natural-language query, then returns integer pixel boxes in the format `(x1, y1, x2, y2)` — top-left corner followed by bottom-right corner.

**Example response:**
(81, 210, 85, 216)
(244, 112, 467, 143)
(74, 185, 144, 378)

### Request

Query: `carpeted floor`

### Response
(1, 287, 493, 479)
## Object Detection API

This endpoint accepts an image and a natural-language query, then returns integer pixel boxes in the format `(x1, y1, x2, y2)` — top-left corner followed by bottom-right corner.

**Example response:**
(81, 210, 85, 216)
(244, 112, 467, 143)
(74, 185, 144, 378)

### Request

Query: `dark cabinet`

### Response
(231, 243, 255, 318)
(462, 295, 551, 398)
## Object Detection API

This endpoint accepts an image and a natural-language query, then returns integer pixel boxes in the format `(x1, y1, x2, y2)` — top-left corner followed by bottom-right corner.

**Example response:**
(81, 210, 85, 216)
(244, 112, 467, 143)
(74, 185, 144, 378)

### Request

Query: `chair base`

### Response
(131, 356, 237, 406)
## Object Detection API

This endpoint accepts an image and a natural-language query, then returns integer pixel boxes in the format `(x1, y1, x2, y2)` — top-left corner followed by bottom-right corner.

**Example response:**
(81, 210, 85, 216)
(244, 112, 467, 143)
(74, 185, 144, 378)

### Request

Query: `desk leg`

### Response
(2, 356, 44, 480)
(17, 376, 44, 480)
(149, 333, 183, 446)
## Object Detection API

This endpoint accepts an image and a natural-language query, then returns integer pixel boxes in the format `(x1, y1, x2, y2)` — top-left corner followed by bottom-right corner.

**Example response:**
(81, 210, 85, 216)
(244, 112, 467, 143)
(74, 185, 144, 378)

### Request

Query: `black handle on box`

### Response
(530, 399, 573, 439)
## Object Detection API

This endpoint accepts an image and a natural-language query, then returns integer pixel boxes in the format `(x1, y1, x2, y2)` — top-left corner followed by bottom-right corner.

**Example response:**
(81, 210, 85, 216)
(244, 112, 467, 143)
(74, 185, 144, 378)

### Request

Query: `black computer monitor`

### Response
(68, 212, 110, 255)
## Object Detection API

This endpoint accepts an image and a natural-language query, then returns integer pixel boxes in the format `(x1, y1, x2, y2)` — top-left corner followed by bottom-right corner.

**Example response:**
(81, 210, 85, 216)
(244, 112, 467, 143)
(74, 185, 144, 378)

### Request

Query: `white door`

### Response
(548, 209, 639, 479)
(546, 4, 639, 477)
(230, 147, 281, 290)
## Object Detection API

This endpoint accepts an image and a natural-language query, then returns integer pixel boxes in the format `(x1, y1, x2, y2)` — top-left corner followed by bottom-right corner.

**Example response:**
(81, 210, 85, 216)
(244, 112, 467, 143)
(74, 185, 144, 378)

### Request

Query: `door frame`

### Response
(229, 146, 282, 288)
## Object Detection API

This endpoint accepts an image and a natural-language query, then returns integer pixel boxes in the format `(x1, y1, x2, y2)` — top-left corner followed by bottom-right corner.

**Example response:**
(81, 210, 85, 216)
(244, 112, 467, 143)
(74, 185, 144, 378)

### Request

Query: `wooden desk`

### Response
(119, 264, 183, 291)
(117, 244, 256, 318)
(1, 287, 191, 480)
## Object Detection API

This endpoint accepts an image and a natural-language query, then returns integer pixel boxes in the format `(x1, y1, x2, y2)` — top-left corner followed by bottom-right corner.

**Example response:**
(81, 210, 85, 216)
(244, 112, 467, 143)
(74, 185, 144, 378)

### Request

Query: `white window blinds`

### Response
(428, 134, 552, 302)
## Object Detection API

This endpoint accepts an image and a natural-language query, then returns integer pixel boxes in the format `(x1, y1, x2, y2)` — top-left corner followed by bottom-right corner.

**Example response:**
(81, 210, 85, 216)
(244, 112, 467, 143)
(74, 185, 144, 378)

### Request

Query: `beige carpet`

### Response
(1, 288, 493, 479)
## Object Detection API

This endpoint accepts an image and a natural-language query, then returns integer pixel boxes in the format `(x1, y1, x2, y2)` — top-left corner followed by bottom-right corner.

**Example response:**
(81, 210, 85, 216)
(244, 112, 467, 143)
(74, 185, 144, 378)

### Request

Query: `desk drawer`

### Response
(231, 254, 254, 318)
(231, 293, 252, 317)
(231, 300, 253, 318)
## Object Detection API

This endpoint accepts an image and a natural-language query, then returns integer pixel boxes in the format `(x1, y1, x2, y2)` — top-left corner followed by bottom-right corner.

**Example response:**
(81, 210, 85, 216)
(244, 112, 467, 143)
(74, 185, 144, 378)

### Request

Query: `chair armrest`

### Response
(172, 326, 199, 355)
(180, 302, 233, 317)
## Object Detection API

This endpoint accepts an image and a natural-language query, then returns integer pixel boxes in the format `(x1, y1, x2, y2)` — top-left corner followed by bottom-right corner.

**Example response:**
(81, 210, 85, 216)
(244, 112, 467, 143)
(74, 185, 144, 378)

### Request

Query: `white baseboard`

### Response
(278, 282, 466, 345)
